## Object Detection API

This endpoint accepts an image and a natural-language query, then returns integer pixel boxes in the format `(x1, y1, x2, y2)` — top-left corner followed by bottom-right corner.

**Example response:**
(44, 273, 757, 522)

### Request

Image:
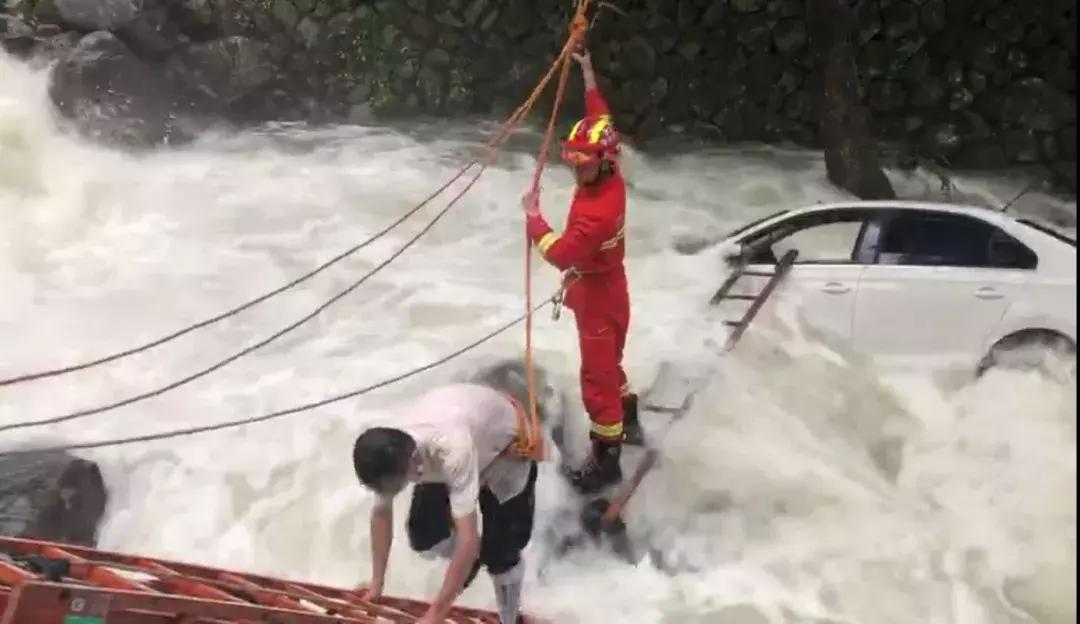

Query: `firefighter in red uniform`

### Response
(521, 47, 644, 494)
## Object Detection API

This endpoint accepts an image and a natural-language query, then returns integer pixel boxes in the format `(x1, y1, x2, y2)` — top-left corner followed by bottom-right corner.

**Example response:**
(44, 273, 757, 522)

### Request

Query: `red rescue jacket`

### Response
(526, 88, 627, 284)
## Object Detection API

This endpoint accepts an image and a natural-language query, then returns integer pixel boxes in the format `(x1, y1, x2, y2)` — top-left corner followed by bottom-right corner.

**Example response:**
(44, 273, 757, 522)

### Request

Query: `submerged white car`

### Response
(713, 200, 1077, 377)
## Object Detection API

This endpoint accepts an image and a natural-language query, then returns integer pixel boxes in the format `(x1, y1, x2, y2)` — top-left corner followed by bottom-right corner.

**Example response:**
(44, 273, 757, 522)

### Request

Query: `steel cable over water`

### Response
(0, 164, 477, 388)
(0, 1, 598, 436)
(0, 295, 556, 457)
(0, 162, 492, 434)
(0, 10, 584, 390)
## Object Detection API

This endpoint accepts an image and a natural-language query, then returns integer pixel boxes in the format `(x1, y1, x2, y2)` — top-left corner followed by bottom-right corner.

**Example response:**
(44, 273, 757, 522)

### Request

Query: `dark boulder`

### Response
(1002, 129, 1040, 164)
(773, 18, 807, 54)
(48, 31, 183, 146)
(623, 35, 657, 76)
(0, 451, 108, 547)
(911, 80, 946, 109)
(114, 0, 183, 60)
(463, 359, 568, 452)
(921, 121, 963, 160)
(24, 30, 83, 66)
(1059, 125, 1077, 161)
(882, 2, 918, 40)
(53, 0, 140, 31)
(920, 0, 947, 33)
(997, 79, 1076, 132)
(868, 80, 906, 113)
(1047, 160, 1077, 193)
(732, 0, 767, 14)
(953, 137, 1009, 169)
(0, 13, 35, 56)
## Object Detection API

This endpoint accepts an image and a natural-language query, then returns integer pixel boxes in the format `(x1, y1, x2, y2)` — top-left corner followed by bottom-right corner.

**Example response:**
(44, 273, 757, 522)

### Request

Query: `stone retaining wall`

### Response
(3, 0, 1075, 188)
(351, 0, 1076, 185)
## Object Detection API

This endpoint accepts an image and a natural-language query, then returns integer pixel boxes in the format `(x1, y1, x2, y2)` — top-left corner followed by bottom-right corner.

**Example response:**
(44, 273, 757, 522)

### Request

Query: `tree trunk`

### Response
(807, 0, 896, 200)
(0, 451, 108, 547)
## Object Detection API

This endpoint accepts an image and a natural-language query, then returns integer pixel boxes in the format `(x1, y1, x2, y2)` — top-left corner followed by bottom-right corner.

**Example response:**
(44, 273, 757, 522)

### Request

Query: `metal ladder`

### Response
(641, 246, 799, 418)
(708, 248, 799, 351)
(591, 248, 799, 547)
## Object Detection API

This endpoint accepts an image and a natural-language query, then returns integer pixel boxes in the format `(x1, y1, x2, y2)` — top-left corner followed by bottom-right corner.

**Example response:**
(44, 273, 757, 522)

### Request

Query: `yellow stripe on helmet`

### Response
(567, 119, 585, 142)
(588, 116, 612, 144)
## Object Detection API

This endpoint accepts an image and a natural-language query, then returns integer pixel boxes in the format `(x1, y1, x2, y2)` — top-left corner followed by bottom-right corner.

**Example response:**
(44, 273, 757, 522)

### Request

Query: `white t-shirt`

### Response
(367, 383, 534, 519)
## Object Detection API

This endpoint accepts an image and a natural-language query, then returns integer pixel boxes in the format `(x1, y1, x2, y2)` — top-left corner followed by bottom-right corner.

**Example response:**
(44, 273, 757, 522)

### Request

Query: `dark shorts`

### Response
(406, 462, 538, 577)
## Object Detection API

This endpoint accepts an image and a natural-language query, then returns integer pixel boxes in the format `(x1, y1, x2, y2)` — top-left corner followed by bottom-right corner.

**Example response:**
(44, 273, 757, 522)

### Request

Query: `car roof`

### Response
(785, 200, 1012, 223)
(731, 200, 1077, 252)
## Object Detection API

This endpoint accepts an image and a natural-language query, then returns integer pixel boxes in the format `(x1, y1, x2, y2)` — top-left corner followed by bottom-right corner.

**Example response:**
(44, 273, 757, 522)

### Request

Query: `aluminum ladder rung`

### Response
(714, 249, 798, 351)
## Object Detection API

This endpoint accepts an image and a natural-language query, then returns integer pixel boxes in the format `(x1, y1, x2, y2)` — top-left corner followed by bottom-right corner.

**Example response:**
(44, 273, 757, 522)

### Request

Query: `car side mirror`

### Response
(720, 244, 746, 266)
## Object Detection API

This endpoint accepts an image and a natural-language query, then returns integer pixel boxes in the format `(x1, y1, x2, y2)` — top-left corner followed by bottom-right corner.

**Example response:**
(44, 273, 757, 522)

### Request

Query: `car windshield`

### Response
(722, 209, 789, 241)
(1017, 218, 1076, 247)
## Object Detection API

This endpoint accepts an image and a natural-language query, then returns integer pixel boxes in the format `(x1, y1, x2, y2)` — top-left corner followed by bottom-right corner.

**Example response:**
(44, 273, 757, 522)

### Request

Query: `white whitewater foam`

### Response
(1, 50, 1075, 623)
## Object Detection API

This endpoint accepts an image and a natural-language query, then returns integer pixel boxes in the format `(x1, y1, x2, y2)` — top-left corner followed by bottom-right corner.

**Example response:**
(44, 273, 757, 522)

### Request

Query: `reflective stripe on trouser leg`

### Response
(575, 311, 624, 441)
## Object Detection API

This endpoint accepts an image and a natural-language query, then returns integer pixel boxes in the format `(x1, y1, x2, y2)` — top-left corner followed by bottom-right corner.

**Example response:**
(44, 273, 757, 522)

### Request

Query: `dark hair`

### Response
(352, 427, 417, 496)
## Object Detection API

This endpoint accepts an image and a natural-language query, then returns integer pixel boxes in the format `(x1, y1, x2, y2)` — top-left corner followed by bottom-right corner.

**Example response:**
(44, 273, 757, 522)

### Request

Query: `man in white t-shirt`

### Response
(351, 376, 547, 624)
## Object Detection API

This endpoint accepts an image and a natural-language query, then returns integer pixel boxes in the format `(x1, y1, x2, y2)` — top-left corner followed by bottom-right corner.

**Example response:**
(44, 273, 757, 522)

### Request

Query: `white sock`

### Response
(490, 560, 525, 624)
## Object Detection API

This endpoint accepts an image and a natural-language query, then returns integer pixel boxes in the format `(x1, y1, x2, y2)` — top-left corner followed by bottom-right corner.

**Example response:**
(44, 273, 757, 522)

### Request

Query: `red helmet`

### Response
(561, 114, 620, 164)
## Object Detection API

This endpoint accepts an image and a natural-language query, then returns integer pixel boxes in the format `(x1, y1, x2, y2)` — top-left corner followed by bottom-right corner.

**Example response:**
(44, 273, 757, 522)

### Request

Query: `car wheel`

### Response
(976, 331, 1077, 382)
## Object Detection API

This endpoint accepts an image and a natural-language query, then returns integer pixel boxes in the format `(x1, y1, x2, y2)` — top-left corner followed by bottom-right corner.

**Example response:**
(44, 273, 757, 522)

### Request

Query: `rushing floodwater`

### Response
(1, 51, 1076, 623)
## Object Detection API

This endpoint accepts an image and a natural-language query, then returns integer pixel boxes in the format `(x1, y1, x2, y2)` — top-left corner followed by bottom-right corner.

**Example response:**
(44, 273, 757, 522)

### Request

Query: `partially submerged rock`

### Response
(48, 30, 183, 146)
(0, 450, 107, 547)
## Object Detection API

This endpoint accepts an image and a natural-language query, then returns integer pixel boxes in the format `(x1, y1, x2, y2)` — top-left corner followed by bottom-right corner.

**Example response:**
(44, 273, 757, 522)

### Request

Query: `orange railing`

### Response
(1, 536, 543, 623)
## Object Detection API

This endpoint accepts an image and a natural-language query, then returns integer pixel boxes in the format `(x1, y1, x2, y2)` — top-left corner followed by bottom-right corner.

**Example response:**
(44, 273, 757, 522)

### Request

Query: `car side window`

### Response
(877, 212, 1038, 269)
(743, 210, 869, 265)
(772, 221, 864, 263)
(987, 228, 1039, 269)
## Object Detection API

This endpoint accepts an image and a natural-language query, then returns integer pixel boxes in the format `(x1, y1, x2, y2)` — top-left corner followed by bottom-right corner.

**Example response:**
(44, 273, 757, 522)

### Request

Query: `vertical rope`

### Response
(521, 0, 591, 458)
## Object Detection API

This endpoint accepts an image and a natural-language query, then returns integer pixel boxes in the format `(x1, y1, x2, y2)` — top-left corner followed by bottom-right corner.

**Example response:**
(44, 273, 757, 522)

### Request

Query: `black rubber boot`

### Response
(566, 436, 622, 495)
(622, 393, 645, 447)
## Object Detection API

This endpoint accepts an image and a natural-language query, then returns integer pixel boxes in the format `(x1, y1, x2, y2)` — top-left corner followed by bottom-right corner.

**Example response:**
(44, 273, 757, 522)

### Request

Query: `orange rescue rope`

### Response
(516, 0, 594, 461)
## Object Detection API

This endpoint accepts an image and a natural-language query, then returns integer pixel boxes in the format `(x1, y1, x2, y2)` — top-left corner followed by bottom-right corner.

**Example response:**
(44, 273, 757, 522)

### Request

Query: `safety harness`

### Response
(503, 394, 546, 461)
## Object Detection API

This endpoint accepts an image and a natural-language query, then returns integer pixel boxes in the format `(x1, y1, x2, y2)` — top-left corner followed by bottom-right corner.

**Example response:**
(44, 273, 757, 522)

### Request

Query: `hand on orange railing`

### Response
(414, 611, 443, 624)
(349, 582, 382, 605)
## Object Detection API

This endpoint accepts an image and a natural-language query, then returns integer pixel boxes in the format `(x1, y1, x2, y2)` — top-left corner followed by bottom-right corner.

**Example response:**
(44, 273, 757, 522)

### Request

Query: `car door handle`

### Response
(974, 287, 1004, 300)
(821, 282, 850, 294)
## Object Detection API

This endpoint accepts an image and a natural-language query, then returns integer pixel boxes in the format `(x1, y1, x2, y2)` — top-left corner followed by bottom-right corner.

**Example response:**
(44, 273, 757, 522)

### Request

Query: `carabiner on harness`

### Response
(551, 287, 565, 321)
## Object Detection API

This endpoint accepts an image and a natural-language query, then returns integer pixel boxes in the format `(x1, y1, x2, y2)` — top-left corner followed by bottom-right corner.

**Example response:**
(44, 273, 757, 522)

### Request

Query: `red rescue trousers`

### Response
(565, 270, 630, 441)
